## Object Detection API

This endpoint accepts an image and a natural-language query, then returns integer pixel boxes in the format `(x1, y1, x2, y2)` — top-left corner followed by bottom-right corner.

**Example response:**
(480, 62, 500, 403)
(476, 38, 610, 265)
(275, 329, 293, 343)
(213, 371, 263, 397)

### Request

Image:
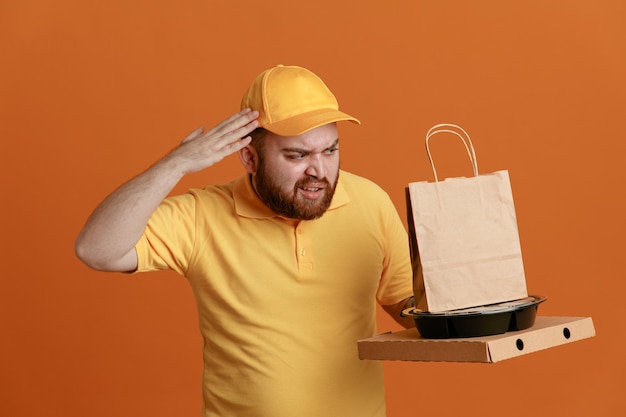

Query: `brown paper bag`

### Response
(407, 124, 528, 312)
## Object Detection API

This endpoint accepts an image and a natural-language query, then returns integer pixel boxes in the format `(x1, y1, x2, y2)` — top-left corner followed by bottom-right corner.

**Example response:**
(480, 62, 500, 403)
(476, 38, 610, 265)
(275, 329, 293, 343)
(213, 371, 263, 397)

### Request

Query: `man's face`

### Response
(252, 123, 340, 220)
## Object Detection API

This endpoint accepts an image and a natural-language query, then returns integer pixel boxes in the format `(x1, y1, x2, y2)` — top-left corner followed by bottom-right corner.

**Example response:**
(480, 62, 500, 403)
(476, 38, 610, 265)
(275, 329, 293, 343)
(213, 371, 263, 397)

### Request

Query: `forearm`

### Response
(75, 156, 184, 271)
(382, 296, 416, 329)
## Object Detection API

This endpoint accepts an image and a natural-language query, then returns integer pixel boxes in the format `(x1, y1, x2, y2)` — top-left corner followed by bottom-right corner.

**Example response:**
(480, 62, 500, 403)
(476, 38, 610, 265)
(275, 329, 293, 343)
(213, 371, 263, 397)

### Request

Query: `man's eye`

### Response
(287, 154, 305, 160)
(325, 147, 339, 155)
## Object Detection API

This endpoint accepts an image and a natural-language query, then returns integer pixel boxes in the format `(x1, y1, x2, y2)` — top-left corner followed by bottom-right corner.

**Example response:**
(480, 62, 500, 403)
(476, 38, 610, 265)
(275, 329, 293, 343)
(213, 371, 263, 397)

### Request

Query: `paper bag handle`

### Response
(426, 124, 478, 182)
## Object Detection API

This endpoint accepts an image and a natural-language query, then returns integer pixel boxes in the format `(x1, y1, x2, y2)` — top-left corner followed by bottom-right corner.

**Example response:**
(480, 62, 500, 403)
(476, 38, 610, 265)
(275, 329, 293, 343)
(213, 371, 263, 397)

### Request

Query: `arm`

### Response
(74, 109, 259, 272)
(382, 296, 416, 329)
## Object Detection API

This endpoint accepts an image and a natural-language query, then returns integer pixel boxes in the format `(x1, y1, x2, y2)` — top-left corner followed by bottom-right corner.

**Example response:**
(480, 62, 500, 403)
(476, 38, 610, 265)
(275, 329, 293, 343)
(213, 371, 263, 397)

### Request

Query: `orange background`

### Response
(1, 1, 624, 416)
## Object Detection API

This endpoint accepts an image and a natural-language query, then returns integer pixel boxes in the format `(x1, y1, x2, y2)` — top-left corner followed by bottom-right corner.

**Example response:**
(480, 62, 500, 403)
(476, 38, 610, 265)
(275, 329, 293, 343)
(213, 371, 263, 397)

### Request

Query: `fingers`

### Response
(173, 109, 259, 174)
(181, 108, 258, 147)
(227, 135, 252, 155)
(231, 117, 259, 142)
(206, 108, 259, 139)
(182, 126, 205, 143)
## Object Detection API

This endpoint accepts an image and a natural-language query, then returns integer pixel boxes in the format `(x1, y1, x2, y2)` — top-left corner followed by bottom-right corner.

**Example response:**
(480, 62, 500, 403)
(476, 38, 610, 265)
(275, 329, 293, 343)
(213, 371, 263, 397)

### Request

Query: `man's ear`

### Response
(238, 145, 258, 174)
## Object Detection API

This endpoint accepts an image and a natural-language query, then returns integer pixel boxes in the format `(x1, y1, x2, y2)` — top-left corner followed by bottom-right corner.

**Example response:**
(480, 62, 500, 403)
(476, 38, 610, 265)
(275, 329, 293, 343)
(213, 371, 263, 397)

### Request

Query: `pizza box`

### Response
(358, 316, 595, 363)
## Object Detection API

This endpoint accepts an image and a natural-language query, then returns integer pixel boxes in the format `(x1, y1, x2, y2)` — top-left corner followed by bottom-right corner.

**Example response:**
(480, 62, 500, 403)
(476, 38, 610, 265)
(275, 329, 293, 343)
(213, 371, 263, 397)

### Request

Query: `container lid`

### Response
(403, 295, 547, 318)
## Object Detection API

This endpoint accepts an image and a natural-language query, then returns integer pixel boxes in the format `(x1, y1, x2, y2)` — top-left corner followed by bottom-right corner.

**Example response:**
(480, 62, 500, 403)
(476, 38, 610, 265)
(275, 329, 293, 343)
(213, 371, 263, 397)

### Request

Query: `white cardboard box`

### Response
(358, 316, 595, 363)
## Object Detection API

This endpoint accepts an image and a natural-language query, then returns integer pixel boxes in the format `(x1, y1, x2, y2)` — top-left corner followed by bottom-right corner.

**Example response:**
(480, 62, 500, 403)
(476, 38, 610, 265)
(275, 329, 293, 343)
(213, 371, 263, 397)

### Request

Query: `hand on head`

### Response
(168, 108, 259, 175)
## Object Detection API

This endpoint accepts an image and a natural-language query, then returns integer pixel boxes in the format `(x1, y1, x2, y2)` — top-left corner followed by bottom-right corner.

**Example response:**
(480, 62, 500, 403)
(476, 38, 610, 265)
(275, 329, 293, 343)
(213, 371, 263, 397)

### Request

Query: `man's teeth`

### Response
(303, 187, 320, 191)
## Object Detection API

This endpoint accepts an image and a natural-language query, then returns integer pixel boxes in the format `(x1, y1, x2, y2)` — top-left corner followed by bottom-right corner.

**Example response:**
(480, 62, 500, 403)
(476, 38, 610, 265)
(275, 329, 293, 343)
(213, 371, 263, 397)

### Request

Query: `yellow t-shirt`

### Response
(136, 170, 413, 417)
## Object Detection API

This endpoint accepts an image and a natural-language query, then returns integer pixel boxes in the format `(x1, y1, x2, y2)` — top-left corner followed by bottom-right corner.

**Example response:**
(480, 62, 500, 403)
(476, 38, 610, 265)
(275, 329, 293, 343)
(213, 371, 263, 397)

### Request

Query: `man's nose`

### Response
(305, 154, 326, 179)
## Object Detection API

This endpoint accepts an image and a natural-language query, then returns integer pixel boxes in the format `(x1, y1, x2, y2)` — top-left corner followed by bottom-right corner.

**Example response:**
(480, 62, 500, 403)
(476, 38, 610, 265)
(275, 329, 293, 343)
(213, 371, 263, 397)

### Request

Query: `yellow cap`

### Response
(240, 65, 360, 136)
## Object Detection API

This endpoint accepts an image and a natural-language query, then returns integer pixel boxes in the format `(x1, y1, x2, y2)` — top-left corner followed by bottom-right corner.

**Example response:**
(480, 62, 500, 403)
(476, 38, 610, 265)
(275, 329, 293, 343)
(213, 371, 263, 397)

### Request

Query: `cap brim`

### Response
(262, 108, 361, 136)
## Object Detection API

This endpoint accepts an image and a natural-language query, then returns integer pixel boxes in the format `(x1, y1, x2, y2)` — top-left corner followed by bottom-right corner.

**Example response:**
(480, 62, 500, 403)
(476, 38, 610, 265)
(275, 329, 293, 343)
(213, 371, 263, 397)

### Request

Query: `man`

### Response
(75, 65, 415, 416)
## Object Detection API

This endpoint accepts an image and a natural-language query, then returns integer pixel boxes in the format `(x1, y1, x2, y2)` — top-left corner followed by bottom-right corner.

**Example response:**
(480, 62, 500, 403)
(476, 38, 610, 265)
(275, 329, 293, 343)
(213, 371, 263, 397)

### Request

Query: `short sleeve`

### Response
(375, 194, 414, 306)
(135, 192, 198, 276)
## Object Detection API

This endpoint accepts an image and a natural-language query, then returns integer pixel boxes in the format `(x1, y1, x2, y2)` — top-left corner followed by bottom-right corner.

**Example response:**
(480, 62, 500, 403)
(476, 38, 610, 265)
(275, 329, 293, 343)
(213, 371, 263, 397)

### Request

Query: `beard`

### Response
(253, 160, 338, 221)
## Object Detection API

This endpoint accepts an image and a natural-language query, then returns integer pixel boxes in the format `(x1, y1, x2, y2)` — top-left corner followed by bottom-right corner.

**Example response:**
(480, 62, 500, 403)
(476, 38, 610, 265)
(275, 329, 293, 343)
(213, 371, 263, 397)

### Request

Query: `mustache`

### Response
(295, 177, 330, 188)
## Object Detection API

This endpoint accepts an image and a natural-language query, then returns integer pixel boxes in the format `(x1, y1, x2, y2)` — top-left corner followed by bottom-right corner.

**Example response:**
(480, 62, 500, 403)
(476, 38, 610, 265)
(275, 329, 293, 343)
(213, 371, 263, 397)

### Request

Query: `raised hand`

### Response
(75, 109, 259, 272)
(165, 108, 259, 176)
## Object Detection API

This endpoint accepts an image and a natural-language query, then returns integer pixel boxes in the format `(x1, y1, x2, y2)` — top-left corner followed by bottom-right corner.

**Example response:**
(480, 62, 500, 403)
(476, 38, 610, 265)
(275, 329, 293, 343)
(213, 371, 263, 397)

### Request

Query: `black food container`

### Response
(402, 295, 547, 339)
